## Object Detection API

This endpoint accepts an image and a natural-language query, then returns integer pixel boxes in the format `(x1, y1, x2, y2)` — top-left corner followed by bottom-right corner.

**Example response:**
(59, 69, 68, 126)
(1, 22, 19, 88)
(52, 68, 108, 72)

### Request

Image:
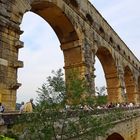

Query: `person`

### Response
(0, 102, 4, 113)
(24, 98, 35, 113)
(31, 98, 35, 109)
(83, 104, 90, 111)
(19, 101, 24, 113)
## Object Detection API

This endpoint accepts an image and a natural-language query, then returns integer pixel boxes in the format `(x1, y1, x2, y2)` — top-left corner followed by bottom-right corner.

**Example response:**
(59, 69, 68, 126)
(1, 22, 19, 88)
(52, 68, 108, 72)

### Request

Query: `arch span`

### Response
(124, 66, 136, 103)
(96, 47, 123, 103)
(106, 133, 124, 140)
(0, 0, 86, 110)
(20, 1, 85, 106)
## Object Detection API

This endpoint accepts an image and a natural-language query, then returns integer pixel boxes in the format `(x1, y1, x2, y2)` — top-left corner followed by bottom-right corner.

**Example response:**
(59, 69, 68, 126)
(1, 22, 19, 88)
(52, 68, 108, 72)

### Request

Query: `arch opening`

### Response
(94, 56, 107, 105)
(124, 66, 135, 103)
(18, 12, 64, 102)
(106, 133, 124, 140)
(18, 1, 81, 103)
(31, 1, 83, 82)
(96, 47, 122, 103)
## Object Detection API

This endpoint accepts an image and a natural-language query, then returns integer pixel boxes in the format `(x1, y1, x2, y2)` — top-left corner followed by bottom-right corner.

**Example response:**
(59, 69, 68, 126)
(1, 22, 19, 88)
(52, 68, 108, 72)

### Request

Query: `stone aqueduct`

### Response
(98, 115, 140, 140)
(0, 0, 140, 110)
(0, 0, 140, 140)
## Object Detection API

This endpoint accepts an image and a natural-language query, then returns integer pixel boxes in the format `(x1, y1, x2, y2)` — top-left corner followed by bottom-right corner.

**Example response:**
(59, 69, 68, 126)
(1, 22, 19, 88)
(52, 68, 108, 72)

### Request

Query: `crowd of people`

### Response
(95, 102, 138, 110)
(65, 102, 140, 112)
(0, 99, 140, 113)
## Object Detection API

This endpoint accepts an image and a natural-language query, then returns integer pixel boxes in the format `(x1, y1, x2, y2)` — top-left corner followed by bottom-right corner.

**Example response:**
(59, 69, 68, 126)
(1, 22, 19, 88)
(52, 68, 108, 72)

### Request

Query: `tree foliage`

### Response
(95, 86, 108, 105)
(95, 86, 106, 96)
(6, 69, 122, 140)
(36, 69, 66, 105)
(66, 69, 90, 106)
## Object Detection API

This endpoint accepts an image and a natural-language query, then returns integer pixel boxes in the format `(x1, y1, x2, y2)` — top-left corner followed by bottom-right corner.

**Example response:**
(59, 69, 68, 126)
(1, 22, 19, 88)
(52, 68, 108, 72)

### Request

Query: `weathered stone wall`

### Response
(0, 0, 140, 110)
(1, 111, 140, 140)
(97, 115, 140, 140)
(0, 0, 24, 110)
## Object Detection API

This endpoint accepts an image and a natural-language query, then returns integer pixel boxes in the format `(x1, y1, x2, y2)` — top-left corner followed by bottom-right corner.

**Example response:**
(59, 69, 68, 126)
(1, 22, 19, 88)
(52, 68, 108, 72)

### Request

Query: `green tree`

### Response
(95, 86, 106, 96)
(8, 69, 121, 140)
(95, 86, 108, 105)
(66, 69, 90, 106)
(36, 69, 66, 105)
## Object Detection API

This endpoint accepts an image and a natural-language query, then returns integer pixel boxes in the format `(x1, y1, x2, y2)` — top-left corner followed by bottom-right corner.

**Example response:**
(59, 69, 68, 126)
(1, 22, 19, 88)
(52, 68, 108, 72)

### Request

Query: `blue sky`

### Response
(17, 0, 140, 103)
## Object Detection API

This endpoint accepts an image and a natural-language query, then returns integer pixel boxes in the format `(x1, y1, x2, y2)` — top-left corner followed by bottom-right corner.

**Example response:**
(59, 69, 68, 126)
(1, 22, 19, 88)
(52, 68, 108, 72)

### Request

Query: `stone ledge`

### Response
(15, 40, 24, 49)
(9, 60, 23, 68)
(64, 62, 86, 69)
(0, 58, 8, 66)
(8, 83, 21, 90)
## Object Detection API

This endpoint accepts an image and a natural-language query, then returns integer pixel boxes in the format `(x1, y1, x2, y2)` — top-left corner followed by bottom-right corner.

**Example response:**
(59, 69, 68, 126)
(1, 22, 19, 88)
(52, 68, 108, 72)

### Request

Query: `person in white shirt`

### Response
(19, 101, 24, 113)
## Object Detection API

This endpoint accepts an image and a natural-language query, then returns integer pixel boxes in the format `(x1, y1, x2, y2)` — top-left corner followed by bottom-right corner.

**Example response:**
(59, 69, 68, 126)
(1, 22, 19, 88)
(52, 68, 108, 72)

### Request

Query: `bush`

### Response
(0, 135, 15, 140)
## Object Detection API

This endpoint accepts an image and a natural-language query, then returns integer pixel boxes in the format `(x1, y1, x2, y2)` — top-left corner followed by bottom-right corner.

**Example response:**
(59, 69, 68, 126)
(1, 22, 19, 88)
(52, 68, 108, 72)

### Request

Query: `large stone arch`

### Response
(124, 66, 136, 103)
(106, 133, 125, 140)
(0, 0, 87, 110)
(96, 47, 123, 103)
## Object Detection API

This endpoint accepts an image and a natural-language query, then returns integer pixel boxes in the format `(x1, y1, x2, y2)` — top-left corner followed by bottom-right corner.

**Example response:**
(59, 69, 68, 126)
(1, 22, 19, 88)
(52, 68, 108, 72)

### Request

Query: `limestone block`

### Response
(8, 82, 21, 90)
(15, 40, 24, 49)
(0, 58, 8, 66)
(0, 3, 9, 18)
(9, 60, 23, 68)
(13, 60, 23, 68)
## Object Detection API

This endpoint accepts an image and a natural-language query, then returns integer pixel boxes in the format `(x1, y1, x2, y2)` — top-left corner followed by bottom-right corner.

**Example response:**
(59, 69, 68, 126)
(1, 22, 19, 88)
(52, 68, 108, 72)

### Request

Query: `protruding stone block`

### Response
(13, 60, 23, 68)
(15, 40, 24, 49)
(9, 60, 23, 68)
(19, 30, 24, 35)
(0, 58, 8, 66)
(9, 83, 21, 90)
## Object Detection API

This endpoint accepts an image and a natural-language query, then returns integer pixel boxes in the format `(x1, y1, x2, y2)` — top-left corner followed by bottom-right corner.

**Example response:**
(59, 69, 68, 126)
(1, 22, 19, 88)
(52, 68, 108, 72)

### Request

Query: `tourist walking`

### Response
(24, 98, 34, 113)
